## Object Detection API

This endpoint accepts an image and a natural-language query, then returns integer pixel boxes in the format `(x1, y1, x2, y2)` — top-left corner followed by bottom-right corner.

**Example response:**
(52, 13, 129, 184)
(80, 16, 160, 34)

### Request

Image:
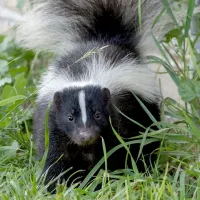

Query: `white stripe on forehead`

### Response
(78, 90, 87, 127)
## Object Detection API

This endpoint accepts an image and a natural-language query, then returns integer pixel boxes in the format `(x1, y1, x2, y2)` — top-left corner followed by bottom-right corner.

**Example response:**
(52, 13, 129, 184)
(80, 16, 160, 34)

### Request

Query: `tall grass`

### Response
(0, 0, 200, 199)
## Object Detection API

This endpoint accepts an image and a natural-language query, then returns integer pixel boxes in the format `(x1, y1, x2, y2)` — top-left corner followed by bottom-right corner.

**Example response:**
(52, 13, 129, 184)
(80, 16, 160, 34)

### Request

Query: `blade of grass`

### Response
(162, 0, 179, 28)
(133, 94, 161, 129)
(113, 105, 146, 130)
(152, 8, 165, 28)
(137, 126, 151, 161)
(187, 37, 200, 77)
(101, 136, 108, 173)
(152, 33, 171, 65)
(184, 0, 195, 37)
(180, 171, 186, 199)
(109, 117, 139, 174)
(148, 55, 180, 86)
(172, 163, 181, 189)
(182, 110, 200, 139)
(157, 162, 168, 200)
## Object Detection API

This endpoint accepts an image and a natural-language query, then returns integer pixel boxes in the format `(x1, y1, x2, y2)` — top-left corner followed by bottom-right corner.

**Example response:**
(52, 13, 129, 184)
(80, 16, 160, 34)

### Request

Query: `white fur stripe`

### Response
(37, 56, 160, 103)
(78, 90, 87, 126)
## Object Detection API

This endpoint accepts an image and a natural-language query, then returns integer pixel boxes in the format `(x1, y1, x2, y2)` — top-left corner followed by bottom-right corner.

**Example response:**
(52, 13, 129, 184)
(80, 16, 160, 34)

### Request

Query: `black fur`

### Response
(34, 86, 160, 192)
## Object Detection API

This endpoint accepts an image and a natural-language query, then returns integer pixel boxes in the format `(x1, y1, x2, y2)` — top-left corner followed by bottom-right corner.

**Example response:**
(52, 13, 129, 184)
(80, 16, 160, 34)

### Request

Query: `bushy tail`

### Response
(15, 0, 175, 56)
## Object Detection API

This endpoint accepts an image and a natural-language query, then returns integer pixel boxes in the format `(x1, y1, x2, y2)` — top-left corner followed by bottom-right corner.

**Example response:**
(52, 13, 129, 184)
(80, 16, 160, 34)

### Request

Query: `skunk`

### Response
(15, 0, 173, 191)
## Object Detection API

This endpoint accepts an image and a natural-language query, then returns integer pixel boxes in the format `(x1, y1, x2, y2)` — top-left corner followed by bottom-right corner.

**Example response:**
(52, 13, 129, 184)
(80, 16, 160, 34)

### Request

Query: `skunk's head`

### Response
(52, 85, 111, 146)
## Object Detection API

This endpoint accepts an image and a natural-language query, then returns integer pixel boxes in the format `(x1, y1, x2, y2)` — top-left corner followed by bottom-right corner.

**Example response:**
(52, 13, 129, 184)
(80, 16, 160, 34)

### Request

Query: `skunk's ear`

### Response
(53, 91, 61, 110)
(102, 88, 111, 104)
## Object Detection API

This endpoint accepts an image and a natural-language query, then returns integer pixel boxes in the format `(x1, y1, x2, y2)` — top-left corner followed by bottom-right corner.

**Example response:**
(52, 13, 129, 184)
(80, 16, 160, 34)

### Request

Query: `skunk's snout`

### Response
(78, 128, 100, 145)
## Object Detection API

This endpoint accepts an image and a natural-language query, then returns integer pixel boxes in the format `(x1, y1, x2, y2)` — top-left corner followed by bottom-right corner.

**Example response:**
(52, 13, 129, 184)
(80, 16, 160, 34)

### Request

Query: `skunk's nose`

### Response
(80, 130, 92, 140)
(79, 128, 99, 145)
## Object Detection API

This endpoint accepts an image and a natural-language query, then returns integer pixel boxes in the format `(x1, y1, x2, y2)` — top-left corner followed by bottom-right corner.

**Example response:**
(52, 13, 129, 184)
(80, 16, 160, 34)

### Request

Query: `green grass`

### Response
(1, 1, 200, 199)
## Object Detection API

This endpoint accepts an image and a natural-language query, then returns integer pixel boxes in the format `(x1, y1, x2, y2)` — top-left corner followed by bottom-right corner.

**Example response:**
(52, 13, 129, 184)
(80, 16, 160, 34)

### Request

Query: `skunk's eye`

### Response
(92, 106, 96, 112)
(68, 115, 74, 121)
(94, 112, 101, 120)
(71, 109, 75, 115)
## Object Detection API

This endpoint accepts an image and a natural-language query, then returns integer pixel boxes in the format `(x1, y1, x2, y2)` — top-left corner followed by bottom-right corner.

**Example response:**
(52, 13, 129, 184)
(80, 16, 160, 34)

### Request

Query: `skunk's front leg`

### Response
(43, 155, 63, 191)
(42, 143, 72, 192)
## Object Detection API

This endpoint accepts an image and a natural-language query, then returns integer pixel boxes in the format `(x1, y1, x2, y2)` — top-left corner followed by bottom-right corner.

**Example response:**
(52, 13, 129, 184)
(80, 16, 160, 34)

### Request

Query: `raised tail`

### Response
(15, 0, 174, 56)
